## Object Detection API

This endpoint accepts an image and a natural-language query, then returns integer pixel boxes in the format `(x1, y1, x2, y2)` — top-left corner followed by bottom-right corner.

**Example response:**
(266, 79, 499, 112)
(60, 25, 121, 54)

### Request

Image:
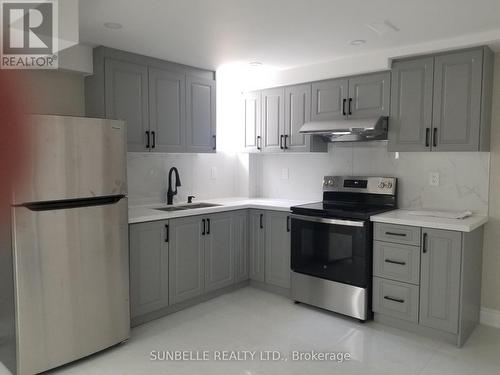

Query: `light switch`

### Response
(210, 167, 217, 180)
(281, 168, 289, 180)
(429, 172, 440, 187)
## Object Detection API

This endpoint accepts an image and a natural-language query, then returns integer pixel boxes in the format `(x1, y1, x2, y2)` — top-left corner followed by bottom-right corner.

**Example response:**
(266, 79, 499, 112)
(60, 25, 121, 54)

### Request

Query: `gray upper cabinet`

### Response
(129, 221, 169, 319)
(249, 210, 265, 282)
(233, 211, 249, 283)
(420, 229, 462, 334)
(169, 216, 205, 305)
(264, 211, 291, 289)
(311, 78, 348, 121)
(148, 68, 186, 152)
(389, 47, 493, 152)
(243, 91, 262, 152)
(261, 88, 285, 152)
(389, 58, 434, 152)
(85, 46, 216, 153)
(284, 84, 310, 152)
(186, 75, 216, 153)
(432, 50, 482, 151)
(204, 212, 234, 292)
(104, 59, 149, 152)
(348, 72, 390, 119)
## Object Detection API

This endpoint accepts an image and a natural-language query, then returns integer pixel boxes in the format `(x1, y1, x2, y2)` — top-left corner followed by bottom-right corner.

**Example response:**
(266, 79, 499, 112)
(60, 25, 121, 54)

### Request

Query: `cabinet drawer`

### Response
(373, 277, 419, 323)
(374, 223, 421, 246)
(373, 241, 420, 285)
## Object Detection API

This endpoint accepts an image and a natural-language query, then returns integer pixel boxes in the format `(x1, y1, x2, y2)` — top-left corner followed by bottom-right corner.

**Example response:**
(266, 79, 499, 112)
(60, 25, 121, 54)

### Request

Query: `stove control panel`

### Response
(323, 176, 397, 195)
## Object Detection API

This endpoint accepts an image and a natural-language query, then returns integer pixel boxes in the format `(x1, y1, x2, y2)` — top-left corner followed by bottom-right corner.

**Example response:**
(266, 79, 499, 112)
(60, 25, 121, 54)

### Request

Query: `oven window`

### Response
(291, 217, 370, 287)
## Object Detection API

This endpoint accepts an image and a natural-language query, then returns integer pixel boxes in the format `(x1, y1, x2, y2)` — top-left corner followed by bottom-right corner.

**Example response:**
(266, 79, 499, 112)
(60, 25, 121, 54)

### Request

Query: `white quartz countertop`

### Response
(128, 197, 310, 224)
(370, 209, 488, 232)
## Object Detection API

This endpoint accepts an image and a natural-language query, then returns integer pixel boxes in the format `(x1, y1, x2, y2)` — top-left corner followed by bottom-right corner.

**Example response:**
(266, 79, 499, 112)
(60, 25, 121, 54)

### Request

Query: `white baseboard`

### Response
(480, 308, 500, 328)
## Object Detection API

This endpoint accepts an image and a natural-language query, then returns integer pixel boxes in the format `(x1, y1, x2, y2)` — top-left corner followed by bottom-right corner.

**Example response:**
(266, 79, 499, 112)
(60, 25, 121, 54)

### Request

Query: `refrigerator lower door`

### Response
(11, 198, 130, 375)
(13, 115, 127, 204)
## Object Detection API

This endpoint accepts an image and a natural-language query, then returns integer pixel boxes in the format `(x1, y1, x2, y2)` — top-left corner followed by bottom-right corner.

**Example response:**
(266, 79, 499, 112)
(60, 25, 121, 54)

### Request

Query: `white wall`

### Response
(250, 143, 490, 215)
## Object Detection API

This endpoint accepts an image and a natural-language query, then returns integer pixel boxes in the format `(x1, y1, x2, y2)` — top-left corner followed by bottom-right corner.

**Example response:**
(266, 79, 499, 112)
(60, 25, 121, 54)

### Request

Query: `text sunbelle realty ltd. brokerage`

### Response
(150, 350, 352, 363)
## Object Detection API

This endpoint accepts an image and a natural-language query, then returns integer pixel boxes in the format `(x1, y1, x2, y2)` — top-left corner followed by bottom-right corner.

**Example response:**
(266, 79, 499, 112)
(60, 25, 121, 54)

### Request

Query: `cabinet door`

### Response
(311, 78, 348, 121)
(420, 229, 462, 333)
(169, 216, 205, 305)
(432, 49, 483, 151)
(261, 88, 285, 152)
(129, 221, 169, 319)
(243, 91, 262, 151)
(148, 68, 186, 153)
(249, 210, 265, 282)
(348, 72, 390, 119)
(265, 211, 291, 289)
(204, 212, 234, 292)
(233, 211, 249, 283)
(186, 75, 216, 153)
(284, 84, 311, 152)
(388, 58, 434, 152)
(105, 59, 149, 152)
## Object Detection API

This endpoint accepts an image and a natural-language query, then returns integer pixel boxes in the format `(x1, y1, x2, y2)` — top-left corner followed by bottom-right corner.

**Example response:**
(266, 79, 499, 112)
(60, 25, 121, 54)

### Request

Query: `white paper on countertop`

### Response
(406, 210, 473, 219)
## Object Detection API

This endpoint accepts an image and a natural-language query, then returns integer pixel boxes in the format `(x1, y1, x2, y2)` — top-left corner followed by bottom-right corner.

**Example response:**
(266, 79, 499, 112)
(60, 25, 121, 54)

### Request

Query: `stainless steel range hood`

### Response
(299, 116, 388, 142)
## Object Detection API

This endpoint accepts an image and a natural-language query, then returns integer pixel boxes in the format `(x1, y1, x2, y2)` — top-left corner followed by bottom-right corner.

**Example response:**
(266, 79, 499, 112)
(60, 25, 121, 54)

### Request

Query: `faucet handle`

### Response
(187, 195, 195, 204)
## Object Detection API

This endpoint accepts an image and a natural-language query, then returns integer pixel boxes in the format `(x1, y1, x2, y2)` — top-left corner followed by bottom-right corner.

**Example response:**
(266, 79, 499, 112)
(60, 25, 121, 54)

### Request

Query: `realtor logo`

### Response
(1, 0, 58, 68)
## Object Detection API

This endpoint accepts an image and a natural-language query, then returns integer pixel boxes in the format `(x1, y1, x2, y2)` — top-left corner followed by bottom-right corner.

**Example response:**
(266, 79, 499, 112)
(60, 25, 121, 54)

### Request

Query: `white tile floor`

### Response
(22, 288, 500, 374)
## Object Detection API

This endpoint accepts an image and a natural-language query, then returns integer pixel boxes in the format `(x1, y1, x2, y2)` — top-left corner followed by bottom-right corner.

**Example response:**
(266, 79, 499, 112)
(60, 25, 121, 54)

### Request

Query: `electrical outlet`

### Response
(281, 168, 289, 180)
(429, 172, 440, 187)
(210, 167, 217, 180)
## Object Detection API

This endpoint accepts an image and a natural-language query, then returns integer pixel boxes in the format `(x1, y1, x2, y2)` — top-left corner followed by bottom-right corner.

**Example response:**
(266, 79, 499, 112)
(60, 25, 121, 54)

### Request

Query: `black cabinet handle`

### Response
(260, 214, 263, 229)
(425, 128, 430, 147)
(257, 136, 262, 150)
(384, 296, 405, 304)
(151, 131, 156, 149)
(280, 135, 284, 149)
(286, 216, 290, 232)
(284, 135, 288, 149)
(202, 219, 206, 235)
(342, 98, 347, 116)
(165, 224, 169, 243)
(212, 135, 216, 150)
(385, 231, 406, 237)
(348, 98, 352, 115)
(145, 131, 150, 148)
(385, 259, 406, 266)
(433, 128, 438, 148)
(423, 232, 428, 253)
(207, 218, 210, 235)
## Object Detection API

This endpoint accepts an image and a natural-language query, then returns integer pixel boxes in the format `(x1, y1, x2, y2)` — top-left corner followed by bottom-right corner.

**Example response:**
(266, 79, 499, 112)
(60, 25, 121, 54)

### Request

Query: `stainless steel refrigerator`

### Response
(1, 115, 130, 375)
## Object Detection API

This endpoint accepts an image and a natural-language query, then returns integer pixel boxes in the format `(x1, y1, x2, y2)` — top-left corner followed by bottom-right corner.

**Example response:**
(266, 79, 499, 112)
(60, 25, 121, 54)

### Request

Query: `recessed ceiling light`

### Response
(249, 61, 263, 67)
(104, 22, 123, 30)
(350, 39, 366, 46)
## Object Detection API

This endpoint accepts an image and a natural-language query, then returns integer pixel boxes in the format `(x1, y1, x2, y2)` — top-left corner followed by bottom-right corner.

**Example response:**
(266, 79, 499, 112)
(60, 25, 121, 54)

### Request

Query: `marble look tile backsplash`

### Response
(250, 143, 490, 215)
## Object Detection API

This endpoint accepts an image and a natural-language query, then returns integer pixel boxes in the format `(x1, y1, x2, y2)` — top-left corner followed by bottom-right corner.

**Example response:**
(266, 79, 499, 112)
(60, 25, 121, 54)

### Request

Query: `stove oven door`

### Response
(290, 214, 371, 288)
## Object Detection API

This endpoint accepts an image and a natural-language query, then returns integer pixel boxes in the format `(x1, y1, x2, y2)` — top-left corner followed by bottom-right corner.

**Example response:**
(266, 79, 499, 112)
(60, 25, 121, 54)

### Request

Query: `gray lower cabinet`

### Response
(186, 75, 216, 153)
(389, 47, 493, 152)
(233, 210, 249, 282)
(373, 222, 484, 346)
(249, 210, 265, 282)
(264, 211, 291, 289)
(243, 91, 262, 152)
(148, 67, 186, 152)
(104, 58, 149, 152)
(388, 57, 434, 152)
(261, 88, 285, 152)
(168, 216, 205, 305)
(204, 212, 234, 292)
(420, 229, 461, 333)
(129, 220, 169, 319)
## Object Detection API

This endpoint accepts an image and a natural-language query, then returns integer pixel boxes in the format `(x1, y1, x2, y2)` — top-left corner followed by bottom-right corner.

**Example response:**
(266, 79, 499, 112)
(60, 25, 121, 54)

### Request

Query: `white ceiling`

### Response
(79, 0, 500, 71)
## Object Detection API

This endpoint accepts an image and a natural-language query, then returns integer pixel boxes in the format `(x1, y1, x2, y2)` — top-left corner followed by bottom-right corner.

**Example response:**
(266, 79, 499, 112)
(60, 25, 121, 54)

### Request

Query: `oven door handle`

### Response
(290, 214, 365, 227)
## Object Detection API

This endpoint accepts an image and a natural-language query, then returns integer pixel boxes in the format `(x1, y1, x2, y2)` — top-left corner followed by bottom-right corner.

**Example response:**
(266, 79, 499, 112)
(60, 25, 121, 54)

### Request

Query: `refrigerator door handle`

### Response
(18, 195, 126, 211)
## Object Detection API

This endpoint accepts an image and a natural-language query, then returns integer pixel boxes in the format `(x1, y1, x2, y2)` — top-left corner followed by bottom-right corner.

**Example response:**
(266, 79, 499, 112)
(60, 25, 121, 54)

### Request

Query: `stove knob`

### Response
(329, 180, 335, 186)
(387, 182, 393, 189)
(378, 182, 386, 189)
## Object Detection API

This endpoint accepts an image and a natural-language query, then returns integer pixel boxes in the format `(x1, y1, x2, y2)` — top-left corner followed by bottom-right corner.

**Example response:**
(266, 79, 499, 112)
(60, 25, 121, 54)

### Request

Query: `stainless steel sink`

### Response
(155, 203, 221, 212)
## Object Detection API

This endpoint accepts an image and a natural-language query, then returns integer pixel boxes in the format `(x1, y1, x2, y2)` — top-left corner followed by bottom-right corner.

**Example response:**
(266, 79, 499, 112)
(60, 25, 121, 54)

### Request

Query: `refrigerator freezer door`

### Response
(11, 198, 130, 375)
(13, 115, 127, 204)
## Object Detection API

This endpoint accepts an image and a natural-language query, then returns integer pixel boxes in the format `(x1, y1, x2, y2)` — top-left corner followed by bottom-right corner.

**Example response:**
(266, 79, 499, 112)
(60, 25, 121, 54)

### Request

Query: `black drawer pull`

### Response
(260, 213, 263, 229)
(202, 219, 206, 235)
(165, 224, 169, 243)
(385, 259, 406, 266)
(384, 296, 405, 304)
(385, 231, 406, 237)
